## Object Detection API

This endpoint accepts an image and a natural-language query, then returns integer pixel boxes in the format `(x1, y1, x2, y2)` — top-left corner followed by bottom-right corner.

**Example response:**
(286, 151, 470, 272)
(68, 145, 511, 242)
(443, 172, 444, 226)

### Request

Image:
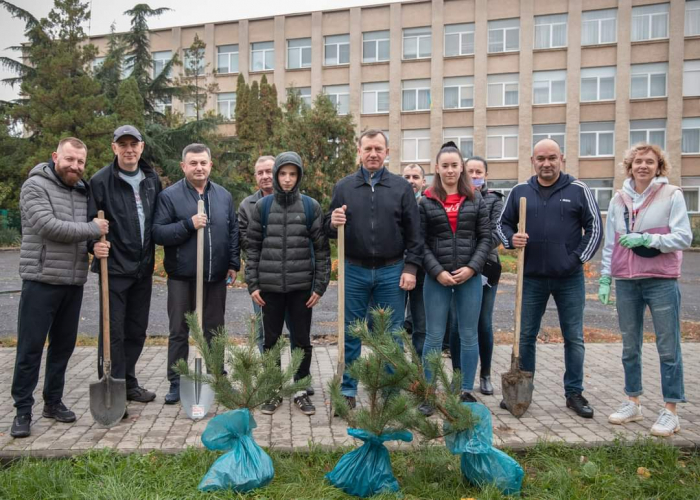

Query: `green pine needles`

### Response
(174, 313, 310, 411)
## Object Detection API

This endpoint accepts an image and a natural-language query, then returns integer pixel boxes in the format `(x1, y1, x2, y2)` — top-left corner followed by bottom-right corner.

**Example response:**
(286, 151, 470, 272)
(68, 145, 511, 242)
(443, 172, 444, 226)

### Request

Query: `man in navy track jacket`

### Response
(497, 139, 602, 419)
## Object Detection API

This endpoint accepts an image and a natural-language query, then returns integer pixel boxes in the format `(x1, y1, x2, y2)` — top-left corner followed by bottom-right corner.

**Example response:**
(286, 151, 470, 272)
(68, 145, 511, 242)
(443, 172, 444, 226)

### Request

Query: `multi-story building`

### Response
(91, 0, 700, 215)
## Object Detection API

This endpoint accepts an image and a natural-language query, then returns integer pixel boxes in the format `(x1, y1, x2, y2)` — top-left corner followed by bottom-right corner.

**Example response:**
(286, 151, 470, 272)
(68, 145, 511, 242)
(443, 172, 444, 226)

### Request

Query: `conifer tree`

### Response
(114, 77, 146, 131)
(179, 33, 219, 123)
(94, 23, 126, 105)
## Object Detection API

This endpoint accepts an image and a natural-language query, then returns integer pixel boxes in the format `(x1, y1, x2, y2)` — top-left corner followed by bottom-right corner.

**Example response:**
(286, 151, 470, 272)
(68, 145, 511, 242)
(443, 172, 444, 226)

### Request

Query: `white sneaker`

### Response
(608, 401, 643, 425)
(650, 409, 680, 437)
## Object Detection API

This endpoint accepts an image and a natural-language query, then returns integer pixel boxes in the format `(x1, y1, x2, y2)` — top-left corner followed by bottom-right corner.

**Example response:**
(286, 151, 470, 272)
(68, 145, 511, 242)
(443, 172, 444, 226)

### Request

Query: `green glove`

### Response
(598, 275, 612, 305)
(619, 233, 652, 249)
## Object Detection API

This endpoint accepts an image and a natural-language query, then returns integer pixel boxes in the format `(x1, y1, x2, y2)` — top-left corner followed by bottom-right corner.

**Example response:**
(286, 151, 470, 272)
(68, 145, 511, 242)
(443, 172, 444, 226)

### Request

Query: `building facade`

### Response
(92, 0, 700, 214)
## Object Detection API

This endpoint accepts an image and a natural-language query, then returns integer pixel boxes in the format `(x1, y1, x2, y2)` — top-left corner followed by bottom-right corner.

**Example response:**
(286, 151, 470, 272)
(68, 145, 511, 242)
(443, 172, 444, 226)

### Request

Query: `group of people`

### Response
(10, 124, 691, 442)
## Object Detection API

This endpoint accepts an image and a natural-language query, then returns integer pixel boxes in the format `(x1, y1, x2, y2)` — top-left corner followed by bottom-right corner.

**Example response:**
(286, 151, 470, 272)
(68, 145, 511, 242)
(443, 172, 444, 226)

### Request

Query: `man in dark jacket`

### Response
(153, 143, 240, 404)
(246, 152, 331, 416)
(89, 125, 161, 405)
(11, 138, 108, 438)
(325, 129, 423, 407)
(497, 139, 603, 418)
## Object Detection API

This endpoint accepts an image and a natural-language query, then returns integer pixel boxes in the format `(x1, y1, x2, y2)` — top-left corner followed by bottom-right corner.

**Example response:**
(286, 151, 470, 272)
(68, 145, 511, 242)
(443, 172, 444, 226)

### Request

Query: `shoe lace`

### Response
(656, 410, 676, 428)
(297, 394, 312, 407)
(572, 394, 589, 406)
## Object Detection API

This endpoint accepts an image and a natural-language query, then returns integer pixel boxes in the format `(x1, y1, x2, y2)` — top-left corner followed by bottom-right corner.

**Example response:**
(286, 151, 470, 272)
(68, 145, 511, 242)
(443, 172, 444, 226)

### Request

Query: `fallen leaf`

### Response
(637, 467, 651, 479)
(580, 455, 589, 464)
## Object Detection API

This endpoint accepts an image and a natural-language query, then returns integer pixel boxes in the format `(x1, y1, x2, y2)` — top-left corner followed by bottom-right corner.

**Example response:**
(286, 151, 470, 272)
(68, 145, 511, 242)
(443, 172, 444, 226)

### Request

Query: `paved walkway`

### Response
(0, 343, 698, 458)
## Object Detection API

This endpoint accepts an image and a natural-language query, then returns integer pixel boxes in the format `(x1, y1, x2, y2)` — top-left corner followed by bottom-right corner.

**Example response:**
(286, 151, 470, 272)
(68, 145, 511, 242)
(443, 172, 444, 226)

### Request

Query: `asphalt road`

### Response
(0, 249, 698, 338)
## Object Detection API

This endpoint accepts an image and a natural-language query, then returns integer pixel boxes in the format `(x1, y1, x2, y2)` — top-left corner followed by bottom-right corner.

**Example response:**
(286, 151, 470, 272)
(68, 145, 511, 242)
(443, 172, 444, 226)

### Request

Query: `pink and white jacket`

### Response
(601, 176, 692, 280)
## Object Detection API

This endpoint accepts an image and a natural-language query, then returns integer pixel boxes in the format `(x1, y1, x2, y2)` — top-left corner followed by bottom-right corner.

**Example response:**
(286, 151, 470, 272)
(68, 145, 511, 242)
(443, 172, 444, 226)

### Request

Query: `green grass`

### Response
(0, 439, 698, 499)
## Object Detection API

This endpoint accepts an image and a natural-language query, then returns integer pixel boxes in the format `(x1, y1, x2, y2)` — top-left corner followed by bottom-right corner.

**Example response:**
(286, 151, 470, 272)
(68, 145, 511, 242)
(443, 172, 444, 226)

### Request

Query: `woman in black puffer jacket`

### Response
(418, 142, 491, 413)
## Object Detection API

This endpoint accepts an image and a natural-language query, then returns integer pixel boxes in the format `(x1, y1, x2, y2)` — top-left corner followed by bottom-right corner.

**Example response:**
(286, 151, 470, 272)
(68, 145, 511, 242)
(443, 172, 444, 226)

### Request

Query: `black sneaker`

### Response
(294, 393, 316, 415)
(566, 393, 594, 419)
(305, 386, 315, 396)
(333, 395, 357, 417)
(10, 414, 31, 438)
(260, 397, 283, 415)
(460, 391, 477, 403)
(164, 382, 180, 405)
(42, 401, 76, 423)
(127, 386, 156, 403)
(418, 402, 435, 417)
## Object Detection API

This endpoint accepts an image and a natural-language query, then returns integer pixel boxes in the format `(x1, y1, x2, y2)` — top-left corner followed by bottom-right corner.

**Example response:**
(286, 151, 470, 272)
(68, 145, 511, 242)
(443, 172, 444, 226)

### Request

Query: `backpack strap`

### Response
(301, 195, 314, 233)
(260, 195, 274, 239)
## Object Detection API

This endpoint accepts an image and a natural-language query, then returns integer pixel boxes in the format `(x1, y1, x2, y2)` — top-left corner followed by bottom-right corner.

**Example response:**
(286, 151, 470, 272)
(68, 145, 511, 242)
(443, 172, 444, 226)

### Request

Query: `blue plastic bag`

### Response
(198, 408, 274, 493)
(446, 403, 524, 496)
(326, 428, 413, 498)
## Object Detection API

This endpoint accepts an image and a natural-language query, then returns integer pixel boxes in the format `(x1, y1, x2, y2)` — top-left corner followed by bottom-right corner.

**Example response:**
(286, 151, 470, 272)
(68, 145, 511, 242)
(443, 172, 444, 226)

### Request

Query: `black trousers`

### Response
(261, 290, 313, 382)
(166, 278, 227, 383)
(97, 275, 152, 390)
(12, 280, 83, 415)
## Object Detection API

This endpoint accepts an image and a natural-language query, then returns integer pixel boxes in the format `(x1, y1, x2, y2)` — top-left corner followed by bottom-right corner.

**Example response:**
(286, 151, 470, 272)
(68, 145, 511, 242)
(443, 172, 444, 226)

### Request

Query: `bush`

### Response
(693, 227, 700, 248)
(0, 227, 20, 247)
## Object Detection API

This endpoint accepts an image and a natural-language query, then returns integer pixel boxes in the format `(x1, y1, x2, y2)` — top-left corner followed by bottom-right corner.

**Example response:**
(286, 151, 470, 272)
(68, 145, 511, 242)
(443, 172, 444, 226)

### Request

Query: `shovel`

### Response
(180, 200, 216, 420)
(90, 210, 127, 426)
(329, 224, 345, 422)
(501, 197, 534, 418)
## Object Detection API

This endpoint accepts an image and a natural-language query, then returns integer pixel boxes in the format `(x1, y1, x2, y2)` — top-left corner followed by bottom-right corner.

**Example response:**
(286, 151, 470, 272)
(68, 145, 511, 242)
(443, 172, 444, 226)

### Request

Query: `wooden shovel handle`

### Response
(98, 210, 111, 364)
(337, 224, 345, 373)
(513, 198, 527, 356)
(194, 200, 204, 358)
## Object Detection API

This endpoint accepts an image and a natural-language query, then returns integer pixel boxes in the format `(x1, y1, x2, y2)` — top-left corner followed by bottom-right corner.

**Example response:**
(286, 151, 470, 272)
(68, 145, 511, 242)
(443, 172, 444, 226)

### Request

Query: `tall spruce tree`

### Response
(94, 23, 126, 105)
(179, 33, 219, 122)
(114, 77, 146, 131)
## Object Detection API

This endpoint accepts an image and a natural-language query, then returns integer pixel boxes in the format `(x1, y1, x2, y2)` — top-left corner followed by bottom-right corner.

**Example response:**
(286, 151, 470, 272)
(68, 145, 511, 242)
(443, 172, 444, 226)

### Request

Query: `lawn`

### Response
(1, 439, 698, 499)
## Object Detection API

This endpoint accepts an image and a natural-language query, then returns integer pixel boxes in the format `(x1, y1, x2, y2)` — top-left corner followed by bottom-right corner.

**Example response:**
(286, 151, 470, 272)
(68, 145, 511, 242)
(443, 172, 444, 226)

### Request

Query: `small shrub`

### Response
(0, 227, 21, 247)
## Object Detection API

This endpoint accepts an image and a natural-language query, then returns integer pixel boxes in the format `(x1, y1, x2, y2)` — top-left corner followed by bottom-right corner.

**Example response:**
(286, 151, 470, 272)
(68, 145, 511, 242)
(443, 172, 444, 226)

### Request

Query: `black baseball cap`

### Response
(113, 125, 143, 142)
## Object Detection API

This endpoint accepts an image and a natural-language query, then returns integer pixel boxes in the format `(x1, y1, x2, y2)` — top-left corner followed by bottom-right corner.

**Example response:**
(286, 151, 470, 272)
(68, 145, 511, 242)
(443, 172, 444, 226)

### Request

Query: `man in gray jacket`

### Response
(10, 138, 108, 438)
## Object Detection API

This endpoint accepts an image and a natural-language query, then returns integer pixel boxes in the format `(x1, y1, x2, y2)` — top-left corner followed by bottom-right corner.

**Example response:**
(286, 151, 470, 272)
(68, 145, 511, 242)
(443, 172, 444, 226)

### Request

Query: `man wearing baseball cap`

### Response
(88, 125, 162, 408)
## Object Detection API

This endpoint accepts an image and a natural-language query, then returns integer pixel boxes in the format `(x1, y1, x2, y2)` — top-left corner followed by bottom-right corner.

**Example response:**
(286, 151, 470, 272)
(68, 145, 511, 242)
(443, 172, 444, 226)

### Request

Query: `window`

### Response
(533, 124, 566, 154)
(683, 118, 700, 154)
(184, 48, 204, 76)
(288, 87, 311, 107)
(682, 177, 700, 213)
(363, 30, 390, 63)
(122, 57, 135, 79)
(580, 66, 616, 102)
(217, 92, 236, 121)
(402, 129, 431, 162)
(487, 126, 518, 160)
(92, 56, 105, 72)
(533, 70, 566, 105)
(403, 27, 432, 59)
(251, 41, 274, 72)
(630, 119, 666, 149)
(631, 4, 669, 42)
(443, 76, 474, 109)
(153, 50, 172, 78)
(580, 121, 614, 157)
(402, 79, 431, 112)
(217, 45, 238, 74)
(688, 0, 700, 36)
(630, 62, 667, 99)
(487, 73, 519, 107)
(582, 179, 613, 212)
(184, 101, 197, 120)
(445, 23, 475, 56)
(443, 127, 474, 158)
(581, 9, 617, 45)
(324, 34, 350, 66)
(288, 38, 311, 69)
(154, 96, 172, 115)
(489, 180, 517, 198)
(684, 60, 700, 96)
(488, 18, 520, 53)
(534, 14, 567, 49)
(324, 84, 349, 115)
(362, 81, 390, 114)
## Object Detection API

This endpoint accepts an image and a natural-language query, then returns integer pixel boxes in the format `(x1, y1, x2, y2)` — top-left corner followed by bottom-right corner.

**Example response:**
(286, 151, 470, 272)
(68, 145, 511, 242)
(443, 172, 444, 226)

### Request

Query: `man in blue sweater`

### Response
(497, 139, 602, 418)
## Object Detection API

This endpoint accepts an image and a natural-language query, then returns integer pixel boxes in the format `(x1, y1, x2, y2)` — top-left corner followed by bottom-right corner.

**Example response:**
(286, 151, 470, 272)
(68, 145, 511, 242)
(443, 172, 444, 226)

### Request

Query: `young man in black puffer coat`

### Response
(245, 152, 331, 416)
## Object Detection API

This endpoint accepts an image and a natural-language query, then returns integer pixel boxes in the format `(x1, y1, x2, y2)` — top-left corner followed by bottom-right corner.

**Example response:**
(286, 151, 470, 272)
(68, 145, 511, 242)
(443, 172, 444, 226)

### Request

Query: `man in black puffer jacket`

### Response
(152, 143, 240, 404)
(246, 152, 331, 416)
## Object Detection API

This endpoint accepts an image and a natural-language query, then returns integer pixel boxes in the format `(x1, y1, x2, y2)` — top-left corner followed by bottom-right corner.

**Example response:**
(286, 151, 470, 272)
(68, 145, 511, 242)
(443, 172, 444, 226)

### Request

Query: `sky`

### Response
(0, 0, 403, 102)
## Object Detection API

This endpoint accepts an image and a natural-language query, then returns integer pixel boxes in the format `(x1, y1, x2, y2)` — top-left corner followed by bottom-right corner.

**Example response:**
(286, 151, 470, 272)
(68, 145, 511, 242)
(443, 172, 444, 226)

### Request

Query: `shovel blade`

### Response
(501, 355, 534, 418)
(89, 375, 127, 427)
(180, 374, 215, 420)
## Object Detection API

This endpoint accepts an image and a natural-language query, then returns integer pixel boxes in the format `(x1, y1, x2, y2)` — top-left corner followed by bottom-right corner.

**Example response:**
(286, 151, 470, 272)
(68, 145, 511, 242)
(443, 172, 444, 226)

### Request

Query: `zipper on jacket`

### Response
(282, 206, 288, 292)
(70, 189, 78, 284)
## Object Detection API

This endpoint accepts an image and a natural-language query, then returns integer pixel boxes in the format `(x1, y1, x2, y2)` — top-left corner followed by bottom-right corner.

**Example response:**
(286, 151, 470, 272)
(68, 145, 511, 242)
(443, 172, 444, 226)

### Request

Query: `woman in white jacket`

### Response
(598, 143, 692, 437)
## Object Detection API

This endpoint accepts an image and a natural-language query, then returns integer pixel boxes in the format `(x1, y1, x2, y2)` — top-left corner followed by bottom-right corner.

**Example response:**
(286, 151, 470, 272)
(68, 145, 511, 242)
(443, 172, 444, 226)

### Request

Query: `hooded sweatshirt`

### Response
(497, 173, 603, 278)
(600, 176, 692, 279)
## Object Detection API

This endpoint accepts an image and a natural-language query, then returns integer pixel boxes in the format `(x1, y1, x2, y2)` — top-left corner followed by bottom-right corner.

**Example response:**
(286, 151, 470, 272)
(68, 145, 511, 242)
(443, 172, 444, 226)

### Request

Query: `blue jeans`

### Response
(615, 278, 685, 403)
(423, 274, 483, 392)
(404, 270, 426, 357)
(450, 283, 499, 377)
(342, 260, 406, 396)
(520, 270, 585, 397)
